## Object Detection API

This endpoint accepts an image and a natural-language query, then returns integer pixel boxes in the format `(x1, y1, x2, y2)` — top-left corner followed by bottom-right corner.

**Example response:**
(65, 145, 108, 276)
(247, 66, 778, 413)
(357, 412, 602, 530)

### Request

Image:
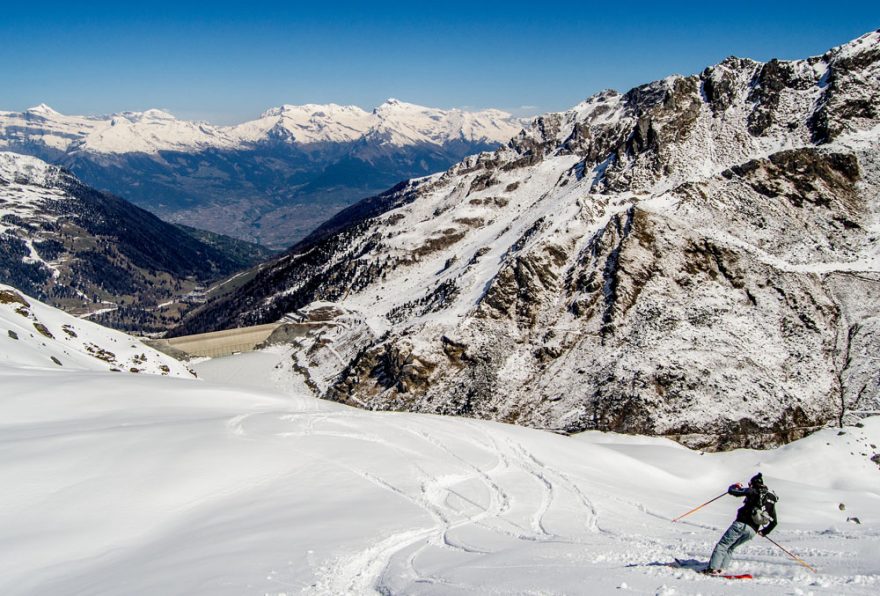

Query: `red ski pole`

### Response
(672, 492, 727, 522)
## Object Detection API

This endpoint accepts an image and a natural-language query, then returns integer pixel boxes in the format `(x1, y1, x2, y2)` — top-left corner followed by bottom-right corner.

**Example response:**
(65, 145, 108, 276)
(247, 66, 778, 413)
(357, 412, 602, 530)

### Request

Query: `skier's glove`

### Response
(729, 482, 743, 491)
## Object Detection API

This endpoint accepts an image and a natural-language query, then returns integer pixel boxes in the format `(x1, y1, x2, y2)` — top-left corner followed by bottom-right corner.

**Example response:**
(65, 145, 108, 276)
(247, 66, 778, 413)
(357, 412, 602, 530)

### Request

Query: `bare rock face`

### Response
(809, 35, 880, 144)
(177, 30, 880, 450)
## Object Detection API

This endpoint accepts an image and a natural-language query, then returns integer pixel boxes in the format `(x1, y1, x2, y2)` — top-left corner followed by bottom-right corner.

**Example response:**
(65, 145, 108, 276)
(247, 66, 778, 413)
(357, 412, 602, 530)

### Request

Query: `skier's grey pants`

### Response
(709, 521, 756, 570)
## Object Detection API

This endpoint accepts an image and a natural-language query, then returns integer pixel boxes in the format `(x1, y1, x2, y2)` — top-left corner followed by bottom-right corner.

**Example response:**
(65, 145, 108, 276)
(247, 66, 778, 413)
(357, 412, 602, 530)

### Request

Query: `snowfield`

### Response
(0, 340, 878, 595)
(0, 285, 194, 377)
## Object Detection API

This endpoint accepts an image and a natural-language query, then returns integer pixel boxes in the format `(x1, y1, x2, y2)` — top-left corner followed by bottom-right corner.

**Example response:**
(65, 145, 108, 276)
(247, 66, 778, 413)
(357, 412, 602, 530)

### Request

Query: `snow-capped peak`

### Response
(119, 108, 178, 122)
(1, 99, 524, 155)
(373, 97, 409, 113)
(367, 100, 521, 146)
(260, 103, 367, 119)
(74, 108, 237, 154)
(830, 28, 880, 60)
(233, 103, 374, 144)
(25, 103, 61, 116)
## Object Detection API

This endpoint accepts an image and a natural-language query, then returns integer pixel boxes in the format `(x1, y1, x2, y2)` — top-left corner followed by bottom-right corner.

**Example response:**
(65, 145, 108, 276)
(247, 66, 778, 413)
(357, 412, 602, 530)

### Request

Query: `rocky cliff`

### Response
(176, 31, 880, 449)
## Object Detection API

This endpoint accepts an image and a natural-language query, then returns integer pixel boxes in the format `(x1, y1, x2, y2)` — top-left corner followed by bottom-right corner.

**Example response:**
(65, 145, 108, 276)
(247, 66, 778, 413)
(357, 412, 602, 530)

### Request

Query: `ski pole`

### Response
(672, 492, 727, 522)
(762, 534, 817, 573)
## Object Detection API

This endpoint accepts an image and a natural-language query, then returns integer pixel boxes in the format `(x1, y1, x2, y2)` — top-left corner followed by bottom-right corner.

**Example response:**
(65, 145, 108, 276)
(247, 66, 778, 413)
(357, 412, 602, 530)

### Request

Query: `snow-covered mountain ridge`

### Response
(0, 100, 525, 247)
(177, 30, 880, 450)
(0, 99, 521, 154)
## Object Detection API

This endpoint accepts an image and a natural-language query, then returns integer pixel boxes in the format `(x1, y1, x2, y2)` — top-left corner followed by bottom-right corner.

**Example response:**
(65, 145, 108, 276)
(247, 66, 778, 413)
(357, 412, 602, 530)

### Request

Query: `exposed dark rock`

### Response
(173, 31, 880, 451)
(747, 59, 812, 136)
(33, 322, 54, 339)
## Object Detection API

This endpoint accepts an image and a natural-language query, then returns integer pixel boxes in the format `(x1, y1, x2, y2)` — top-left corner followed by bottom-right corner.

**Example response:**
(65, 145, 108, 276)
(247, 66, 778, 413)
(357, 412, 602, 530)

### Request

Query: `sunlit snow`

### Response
(0, 100, 524, 156)
(1, 295, 878, 594)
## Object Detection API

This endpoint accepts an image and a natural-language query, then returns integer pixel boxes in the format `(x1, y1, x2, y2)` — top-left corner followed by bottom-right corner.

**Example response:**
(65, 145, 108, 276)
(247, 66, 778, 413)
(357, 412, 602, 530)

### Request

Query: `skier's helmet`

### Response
(749, 473, 764, 488)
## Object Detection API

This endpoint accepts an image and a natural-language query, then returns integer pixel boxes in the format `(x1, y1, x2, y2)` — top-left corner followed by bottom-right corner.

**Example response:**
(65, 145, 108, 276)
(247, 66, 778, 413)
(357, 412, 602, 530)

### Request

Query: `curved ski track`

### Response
(226, 410, 880, 595)
(228, 411, 607, 594)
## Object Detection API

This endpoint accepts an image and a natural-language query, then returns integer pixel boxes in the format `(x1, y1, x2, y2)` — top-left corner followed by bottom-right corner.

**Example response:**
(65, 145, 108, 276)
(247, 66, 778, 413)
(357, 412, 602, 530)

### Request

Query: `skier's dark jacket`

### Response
(729, 485, 778, 535)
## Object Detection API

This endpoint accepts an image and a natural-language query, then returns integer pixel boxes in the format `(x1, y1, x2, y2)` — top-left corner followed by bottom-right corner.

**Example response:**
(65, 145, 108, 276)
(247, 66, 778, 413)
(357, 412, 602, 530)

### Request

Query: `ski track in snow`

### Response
(279, 416, 606, 595)
(3, 341, 880, 595)
(219, 407, 880, 595)
(307, 417, 879, 595)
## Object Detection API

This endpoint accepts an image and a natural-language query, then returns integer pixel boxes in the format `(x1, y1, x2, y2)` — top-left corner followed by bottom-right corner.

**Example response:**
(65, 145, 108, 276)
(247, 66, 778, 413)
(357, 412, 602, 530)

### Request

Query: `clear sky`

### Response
(2, 1, 877, 124)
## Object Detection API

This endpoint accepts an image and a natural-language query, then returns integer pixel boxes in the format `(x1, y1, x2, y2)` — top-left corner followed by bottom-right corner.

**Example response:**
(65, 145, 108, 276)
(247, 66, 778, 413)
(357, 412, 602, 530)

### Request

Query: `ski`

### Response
(672, 558, 752, 579)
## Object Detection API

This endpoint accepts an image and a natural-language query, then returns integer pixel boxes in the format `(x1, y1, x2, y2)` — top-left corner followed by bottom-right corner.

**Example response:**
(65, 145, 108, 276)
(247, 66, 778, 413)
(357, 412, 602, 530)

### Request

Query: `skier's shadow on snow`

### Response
(626, 558, 704, 570)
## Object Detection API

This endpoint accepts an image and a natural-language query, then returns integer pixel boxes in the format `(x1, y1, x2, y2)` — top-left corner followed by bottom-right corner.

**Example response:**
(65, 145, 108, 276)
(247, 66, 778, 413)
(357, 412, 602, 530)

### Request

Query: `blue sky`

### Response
(2, 1, 877, 123)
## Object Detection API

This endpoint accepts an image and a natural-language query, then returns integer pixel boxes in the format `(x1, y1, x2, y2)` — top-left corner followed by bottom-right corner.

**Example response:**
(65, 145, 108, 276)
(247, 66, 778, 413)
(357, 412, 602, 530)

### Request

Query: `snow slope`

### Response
(0, 152, 68, 270)
(0, 284, 193, 376)
(0, 340, 878, 595)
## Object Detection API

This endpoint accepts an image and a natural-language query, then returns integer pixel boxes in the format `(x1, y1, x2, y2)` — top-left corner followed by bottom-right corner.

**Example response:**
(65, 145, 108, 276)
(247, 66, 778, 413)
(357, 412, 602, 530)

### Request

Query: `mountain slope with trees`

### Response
(0, 152, 265, 332)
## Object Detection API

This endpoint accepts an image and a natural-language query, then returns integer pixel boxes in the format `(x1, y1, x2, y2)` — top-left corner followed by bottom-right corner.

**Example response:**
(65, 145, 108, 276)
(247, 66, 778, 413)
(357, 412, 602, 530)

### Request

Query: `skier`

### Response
(703, 473, 778, 575)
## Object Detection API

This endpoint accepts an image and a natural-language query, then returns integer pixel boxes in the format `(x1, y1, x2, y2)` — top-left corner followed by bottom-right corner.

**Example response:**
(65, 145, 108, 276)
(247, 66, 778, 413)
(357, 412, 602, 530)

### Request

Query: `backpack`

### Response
(750, 487, 777, 527)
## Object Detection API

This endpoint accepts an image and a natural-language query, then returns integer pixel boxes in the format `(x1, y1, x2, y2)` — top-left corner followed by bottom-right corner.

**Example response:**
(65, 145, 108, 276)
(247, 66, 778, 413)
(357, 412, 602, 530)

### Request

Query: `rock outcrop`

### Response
(177, 31, 880, 450)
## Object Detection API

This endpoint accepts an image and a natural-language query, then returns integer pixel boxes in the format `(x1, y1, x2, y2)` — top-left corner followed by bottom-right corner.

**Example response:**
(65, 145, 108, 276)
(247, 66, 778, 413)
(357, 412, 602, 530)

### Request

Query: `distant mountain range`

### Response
(0, 100, 525, 248)
(175, 30, 880, 450)
(0, 152, 271, 332)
